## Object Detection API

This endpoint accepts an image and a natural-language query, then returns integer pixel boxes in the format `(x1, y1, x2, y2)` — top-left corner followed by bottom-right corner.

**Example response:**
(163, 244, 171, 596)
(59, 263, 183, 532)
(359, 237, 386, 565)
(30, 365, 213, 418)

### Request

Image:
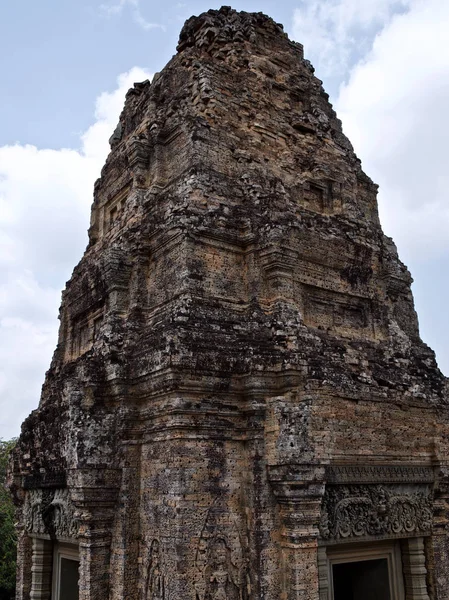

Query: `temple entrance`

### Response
(318, 540, 406, 600)
(332, 557, 391, 600)
(52, 542, 79, 600)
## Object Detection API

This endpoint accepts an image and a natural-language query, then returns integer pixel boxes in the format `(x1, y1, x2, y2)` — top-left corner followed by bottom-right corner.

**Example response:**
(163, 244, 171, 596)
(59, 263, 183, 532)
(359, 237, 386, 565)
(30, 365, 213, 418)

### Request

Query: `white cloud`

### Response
(294, 0, 449, 375)
(336, 0, 449, 261)
(0, 314, 58, 439)
(293, 0, 410, 77)
(326, 0, 449, 374)
(100, 0, 129, 16)
(100, 0, 165, 31)
(0, 66, 152, 439)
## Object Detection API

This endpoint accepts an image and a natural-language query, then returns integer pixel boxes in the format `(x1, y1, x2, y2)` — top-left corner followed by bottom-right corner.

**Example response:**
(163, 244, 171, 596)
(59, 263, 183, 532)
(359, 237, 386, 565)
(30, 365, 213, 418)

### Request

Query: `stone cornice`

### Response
(325, 465, 435, 485)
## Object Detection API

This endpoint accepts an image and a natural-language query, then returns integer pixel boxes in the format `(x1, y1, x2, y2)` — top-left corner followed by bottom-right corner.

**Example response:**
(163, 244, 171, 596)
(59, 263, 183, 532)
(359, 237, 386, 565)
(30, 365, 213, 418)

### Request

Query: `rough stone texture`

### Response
(8, 6, 449, 600)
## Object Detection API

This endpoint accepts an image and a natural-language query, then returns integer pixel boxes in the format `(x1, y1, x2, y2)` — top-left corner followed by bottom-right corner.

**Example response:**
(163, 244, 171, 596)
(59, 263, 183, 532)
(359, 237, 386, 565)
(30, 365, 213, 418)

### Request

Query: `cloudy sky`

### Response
(0, 0, 448, 439)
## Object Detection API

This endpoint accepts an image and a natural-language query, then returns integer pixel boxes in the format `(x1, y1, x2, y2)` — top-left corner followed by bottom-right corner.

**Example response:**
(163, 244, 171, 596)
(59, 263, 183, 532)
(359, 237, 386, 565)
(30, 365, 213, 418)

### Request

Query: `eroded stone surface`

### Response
(9, 6, 449, 600)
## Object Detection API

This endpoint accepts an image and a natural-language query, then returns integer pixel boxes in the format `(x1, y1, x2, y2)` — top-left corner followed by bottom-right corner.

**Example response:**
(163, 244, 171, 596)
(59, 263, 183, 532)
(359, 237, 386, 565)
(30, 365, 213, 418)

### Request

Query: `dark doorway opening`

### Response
(59, 558, 79, 600)
(333, 558, 391, 600)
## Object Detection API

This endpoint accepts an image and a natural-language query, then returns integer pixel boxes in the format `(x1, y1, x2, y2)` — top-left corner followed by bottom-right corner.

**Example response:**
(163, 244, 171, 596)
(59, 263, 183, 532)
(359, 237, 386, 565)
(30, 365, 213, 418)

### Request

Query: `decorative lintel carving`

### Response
(320, 483, 433, 543)
(24, 488, 78, 539)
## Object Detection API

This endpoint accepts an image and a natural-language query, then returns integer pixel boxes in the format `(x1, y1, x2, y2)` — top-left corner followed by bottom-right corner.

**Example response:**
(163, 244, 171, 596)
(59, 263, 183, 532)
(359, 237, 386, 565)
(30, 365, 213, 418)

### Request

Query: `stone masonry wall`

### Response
(9, 7, 449, 600)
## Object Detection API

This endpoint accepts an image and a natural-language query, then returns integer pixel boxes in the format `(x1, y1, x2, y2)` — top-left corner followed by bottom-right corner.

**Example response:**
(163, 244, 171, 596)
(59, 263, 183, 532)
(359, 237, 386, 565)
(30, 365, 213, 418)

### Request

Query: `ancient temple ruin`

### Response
(8, 7, 449, 600)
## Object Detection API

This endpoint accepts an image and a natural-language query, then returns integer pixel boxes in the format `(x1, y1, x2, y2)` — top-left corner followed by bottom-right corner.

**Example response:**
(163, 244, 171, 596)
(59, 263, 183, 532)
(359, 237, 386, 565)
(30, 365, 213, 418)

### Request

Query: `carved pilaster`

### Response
(317, 547, 329, 600)
(127, 136, 151, 187)
(78, 523, 115, 600)
(12, 484, 33, 600)
(15, 527, 33, 600)
(109, 444, 141, 600)
(30, 538, 53, 600)
(401, 537, 430, 600)
(268, 465, 325, 600)
(260, 246, 296, 303)
(68, 468, 121, 600)
(430, 467, 449, 599)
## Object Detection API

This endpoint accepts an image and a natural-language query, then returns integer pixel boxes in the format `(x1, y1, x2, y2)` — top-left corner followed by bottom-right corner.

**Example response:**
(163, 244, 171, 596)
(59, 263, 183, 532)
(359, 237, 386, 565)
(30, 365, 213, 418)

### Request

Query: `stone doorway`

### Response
(52, 543, 79, 600)
(29, 538, 79, 600)
(318, 541, 406, 600)
(332, 557, 391, 600)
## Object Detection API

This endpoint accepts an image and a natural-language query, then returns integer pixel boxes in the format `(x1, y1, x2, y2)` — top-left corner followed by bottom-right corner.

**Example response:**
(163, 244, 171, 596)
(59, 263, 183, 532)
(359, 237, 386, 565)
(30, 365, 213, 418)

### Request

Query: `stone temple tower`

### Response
(9, 7, 449, 600)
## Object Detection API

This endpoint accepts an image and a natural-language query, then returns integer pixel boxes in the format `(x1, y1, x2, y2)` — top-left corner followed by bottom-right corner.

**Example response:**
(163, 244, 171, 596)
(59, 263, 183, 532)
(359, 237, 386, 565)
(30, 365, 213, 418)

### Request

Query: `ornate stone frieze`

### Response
(325, 465, 435, 485)
(23, 470, 67, 489)
(24, 488, 78, 539)
(320, 483, 433, 543)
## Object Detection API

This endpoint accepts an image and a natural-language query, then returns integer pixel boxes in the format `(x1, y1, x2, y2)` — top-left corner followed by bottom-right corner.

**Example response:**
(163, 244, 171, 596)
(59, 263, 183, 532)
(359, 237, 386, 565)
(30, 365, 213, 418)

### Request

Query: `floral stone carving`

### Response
(319, 484, 433, 542)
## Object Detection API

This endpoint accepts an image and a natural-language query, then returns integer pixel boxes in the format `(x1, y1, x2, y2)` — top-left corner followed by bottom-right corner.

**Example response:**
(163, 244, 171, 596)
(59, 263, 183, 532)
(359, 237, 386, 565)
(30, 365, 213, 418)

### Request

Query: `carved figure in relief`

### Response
(194, 501, 250, 600)
(207, 537, 239, 600)
(24, 488, 78, 538)
(25, 489, 53, 535)
(25, 490, 45, 534)
(49, 488, 79, 538)
(194, 538, 208, 600)
(49, 488, 68, 536)
(146, 539, 165, 600)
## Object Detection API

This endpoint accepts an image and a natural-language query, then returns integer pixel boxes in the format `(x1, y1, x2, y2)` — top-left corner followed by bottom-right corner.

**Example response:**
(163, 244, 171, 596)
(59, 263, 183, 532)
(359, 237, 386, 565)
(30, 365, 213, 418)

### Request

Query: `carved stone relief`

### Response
(194, 502, 250, 600)
(145, 539, 165, 600)
(303, 286, 372, 337)
(24, 488, 78, 539)
(320, 484, 433, 542)
(25, 489, 46, 535)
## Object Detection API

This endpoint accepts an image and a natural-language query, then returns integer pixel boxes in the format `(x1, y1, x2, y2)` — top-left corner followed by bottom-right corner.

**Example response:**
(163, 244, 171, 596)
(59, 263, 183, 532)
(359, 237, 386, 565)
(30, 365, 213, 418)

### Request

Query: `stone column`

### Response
(78, 521, 114, 600)
(30, 538, 53, 600)
(317, 547, 330, 600)
(15, 527, 33, 600)
(401, 537, 430, 600)
(431, 467, 449, 599)
(109, 441, 141, 600)
(68, 468, 121, 600)
(9, 479, 33, 600)
(268, 465, 325, 600)
(260, 246, 296, 304)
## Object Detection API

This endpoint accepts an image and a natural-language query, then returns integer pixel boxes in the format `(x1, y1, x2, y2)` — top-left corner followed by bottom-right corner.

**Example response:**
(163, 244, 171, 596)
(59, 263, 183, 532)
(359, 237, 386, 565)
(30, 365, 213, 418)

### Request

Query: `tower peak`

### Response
(177, 6, 299, 55)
